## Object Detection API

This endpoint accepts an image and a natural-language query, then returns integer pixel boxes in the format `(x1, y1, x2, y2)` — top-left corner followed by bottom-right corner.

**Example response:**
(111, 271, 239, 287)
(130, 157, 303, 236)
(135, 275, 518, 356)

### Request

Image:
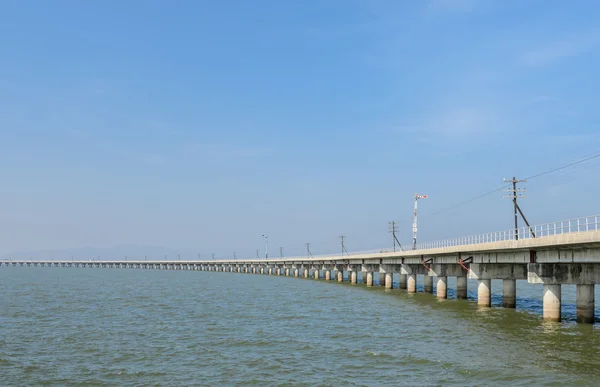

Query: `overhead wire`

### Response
(427, 150, 600, 216)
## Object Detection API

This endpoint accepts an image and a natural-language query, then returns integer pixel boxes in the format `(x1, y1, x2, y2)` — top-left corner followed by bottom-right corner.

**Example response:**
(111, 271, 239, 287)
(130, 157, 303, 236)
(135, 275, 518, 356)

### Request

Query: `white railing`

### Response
(414, 214, 600, 250)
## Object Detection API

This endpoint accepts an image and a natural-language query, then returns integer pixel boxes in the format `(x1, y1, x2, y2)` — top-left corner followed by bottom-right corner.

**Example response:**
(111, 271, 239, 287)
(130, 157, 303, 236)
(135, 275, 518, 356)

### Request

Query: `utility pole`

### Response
(339, 235, 348, 256)
(503, 177, 535, 240)
(256, 249, 260, 258)
(388, 221, 404, 252)
(305, 242, 313, 258)
(280, 247, 283, 258)
(412, 193, 428, 250)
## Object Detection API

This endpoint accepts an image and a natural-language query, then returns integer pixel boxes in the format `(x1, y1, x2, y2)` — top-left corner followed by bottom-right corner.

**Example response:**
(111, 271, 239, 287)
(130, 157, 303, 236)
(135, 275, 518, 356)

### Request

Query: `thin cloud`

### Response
(520, 32, 600, 67)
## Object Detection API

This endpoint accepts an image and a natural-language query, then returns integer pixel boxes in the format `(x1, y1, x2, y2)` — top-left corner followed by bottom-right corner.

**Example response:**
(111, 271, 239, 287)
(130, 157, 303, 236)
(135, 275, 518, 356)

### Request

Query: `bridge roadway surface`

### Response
(3, 224, 600, 324)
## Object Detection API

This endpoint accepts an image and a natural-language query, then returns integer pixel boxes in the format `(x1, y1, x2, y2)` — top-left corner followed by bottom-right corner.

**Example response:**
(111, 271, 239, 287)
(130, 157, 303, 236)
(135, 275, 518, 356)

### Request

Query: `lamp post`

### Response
(262, 234, 268, 259)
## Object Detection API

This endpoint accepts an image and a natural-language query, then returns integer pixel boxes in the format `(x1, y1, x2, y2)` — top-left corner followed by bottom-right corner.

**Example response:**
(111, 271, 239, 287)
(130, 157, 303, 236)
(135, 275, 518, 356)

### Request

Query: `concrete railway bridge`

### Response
(3, 214, 600, 324)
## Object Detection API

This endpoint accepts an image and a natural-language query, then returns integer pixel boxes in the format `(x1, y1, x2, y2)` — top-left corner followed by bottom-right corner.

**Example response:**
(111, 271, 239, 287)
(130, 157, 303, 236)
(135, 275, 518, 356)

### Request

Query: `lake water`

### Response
(1, 267, 600, 386)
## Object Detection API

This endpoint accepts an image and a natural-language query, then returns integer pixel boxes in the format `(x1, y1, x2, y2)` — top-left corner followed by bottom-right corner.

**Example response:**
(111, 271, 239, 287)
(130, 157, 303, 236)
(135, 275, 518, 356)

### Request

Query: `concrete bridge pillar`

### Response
(314, 269, 320, 280)
(285, 268, 290, 276)
(337, 270, 343, 282)
(407, 274, 417, 293)
(502, 279, 516, 308)
(457, 276, 468, 299)
(424, 275, 433, 293)
(325, 270, 331, 281)
(303, 268, 309, 278)
(351, 271, 357, 284)
(543, 284, 561, 321)
(399, 274, 407, 290)
(436, 277, 447, 299)
(366, 272, 374, 287)
(385, 273, 393, 289)
(268, 268, 272, 275)
(478, 279, 491, 307)
(576, 284, 595, 324)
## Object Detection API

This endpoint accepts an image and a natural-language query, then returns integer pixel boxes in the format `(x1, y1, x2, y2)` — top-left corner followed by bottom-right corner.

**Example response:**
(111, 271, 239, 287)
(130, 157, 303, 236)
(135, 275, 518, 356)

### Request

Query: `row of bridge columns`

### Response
(208, 265, 594, 324)
(4, 260, 595, 324)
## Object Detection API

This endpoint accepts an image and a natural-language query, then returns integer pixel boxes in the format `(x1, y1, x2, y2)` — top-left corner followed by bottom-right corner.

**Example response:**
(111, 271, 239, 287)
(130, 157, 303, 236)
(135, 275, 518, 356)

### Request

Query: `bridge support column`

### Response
(385, 273, 393, 289)
(502, 279, 516, 308)
(478, 279, 491, 307)
(285, 268, 290, 276)
(436, 277, 447, 299)
(314, 269, 320, 280)
(366, 272, 373, 287)
(303, 268, 308, 278)
(424, 275, 433, 293)
(457, 276, 468, 299)
(351, 271, 357, 284)
(576, 284, 595, 324)
(399, 274, 407, 290)
(543, 284, 561, 321)
(407, 274, 417, 293)
(325, 270, 331, 281)
(268, 268, 272, 275)
(337, 270, 343, 282)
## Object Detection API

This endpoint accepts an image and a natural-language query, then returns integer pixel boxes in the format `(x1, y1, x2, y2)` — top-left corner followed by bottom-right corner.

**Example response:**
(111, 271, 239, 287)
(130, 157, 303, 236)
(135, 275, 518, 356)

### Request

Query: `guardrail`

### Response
(414, 214, 600, 250)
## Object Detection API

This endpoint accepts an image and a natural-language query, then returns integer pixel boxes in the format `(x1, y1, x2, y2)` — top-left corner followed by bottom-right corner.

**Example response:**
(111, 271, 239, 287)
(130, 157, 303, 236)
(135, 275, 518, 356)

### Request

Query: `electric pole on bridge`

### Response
(503, 177, 535, 240)
(388, 221, 404, 252)
(305, 242, 313, 258)
(412, 193, 428, 250)
(339, 235, 348, 256)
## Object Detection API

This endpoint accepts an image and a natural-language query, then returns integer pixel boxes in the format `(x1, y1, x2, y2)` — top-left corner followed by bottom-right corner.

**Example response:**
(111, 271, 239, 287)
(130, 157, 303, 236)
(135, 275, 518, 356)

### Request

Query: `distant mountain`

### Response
(2, 245, 203, 261)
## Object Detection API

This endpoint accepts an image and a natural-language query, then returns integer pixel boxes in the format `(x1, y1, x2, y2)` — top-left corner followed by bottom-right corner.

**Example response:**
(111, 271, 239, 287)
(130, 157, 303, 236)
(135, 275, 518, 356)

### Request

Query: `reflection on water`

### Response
(0, 267, 599, 386)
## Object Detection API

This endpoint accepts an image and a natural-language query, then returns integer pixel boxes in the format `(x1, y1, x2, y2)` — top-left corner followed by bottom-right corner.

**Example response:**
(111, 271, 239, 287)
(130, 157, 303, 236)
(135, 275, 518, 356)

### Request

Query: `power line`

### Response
(429, 151, 600, 215)
(524, 152, 600, 181)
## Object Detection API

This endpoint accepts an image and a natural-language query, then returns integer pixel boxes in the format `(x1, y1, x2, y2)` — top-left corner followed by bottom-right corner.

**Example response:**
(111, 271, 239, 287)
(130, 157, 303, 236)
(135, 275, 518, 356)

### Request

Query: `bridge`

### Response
(3, 214, 600, 323)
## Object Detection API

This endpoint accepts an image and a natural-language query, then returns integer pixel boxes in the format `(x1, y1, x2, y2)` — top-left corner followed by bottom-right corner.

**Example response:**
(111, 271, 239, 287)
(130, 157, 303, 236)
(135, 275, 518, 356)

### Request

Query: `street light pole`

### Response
(262, 234, 268, 259)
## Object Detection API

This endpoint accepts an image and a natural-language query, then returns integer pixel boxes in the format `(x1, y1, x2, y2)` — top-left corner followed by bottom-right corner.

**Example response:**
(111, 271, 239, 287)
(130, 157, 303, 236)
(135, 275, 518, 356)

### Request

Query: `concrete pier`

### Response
(385, 273, 393, 289)
(478, 279, 491, 307)
(543, 284, 561, 321)
(314, 269, 320, 280)
(325, 270, 331, 281)
(351, 271, 357, 284)
(457, 276, 468, 299)
(304, 268, 309, 278)
(502, 279, 516, 308)
(436, 276, 447, 299)
(399, 274, 407, 290)
(337, 270, 343, 282)
(285, 268, 290, 276)
(366, 272, 373, 287)
(407, 274, 417, 293)
(576, 284, 595, 324)
(424, 275, 433, 293)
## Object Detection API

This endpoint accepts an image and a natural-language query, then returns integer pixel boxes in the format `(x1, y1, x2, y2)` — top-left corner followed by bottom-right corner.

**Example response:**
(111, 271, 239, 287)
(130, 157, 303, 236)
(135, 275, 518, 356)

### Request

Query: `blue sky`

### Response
(1, 0, 599, 259)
